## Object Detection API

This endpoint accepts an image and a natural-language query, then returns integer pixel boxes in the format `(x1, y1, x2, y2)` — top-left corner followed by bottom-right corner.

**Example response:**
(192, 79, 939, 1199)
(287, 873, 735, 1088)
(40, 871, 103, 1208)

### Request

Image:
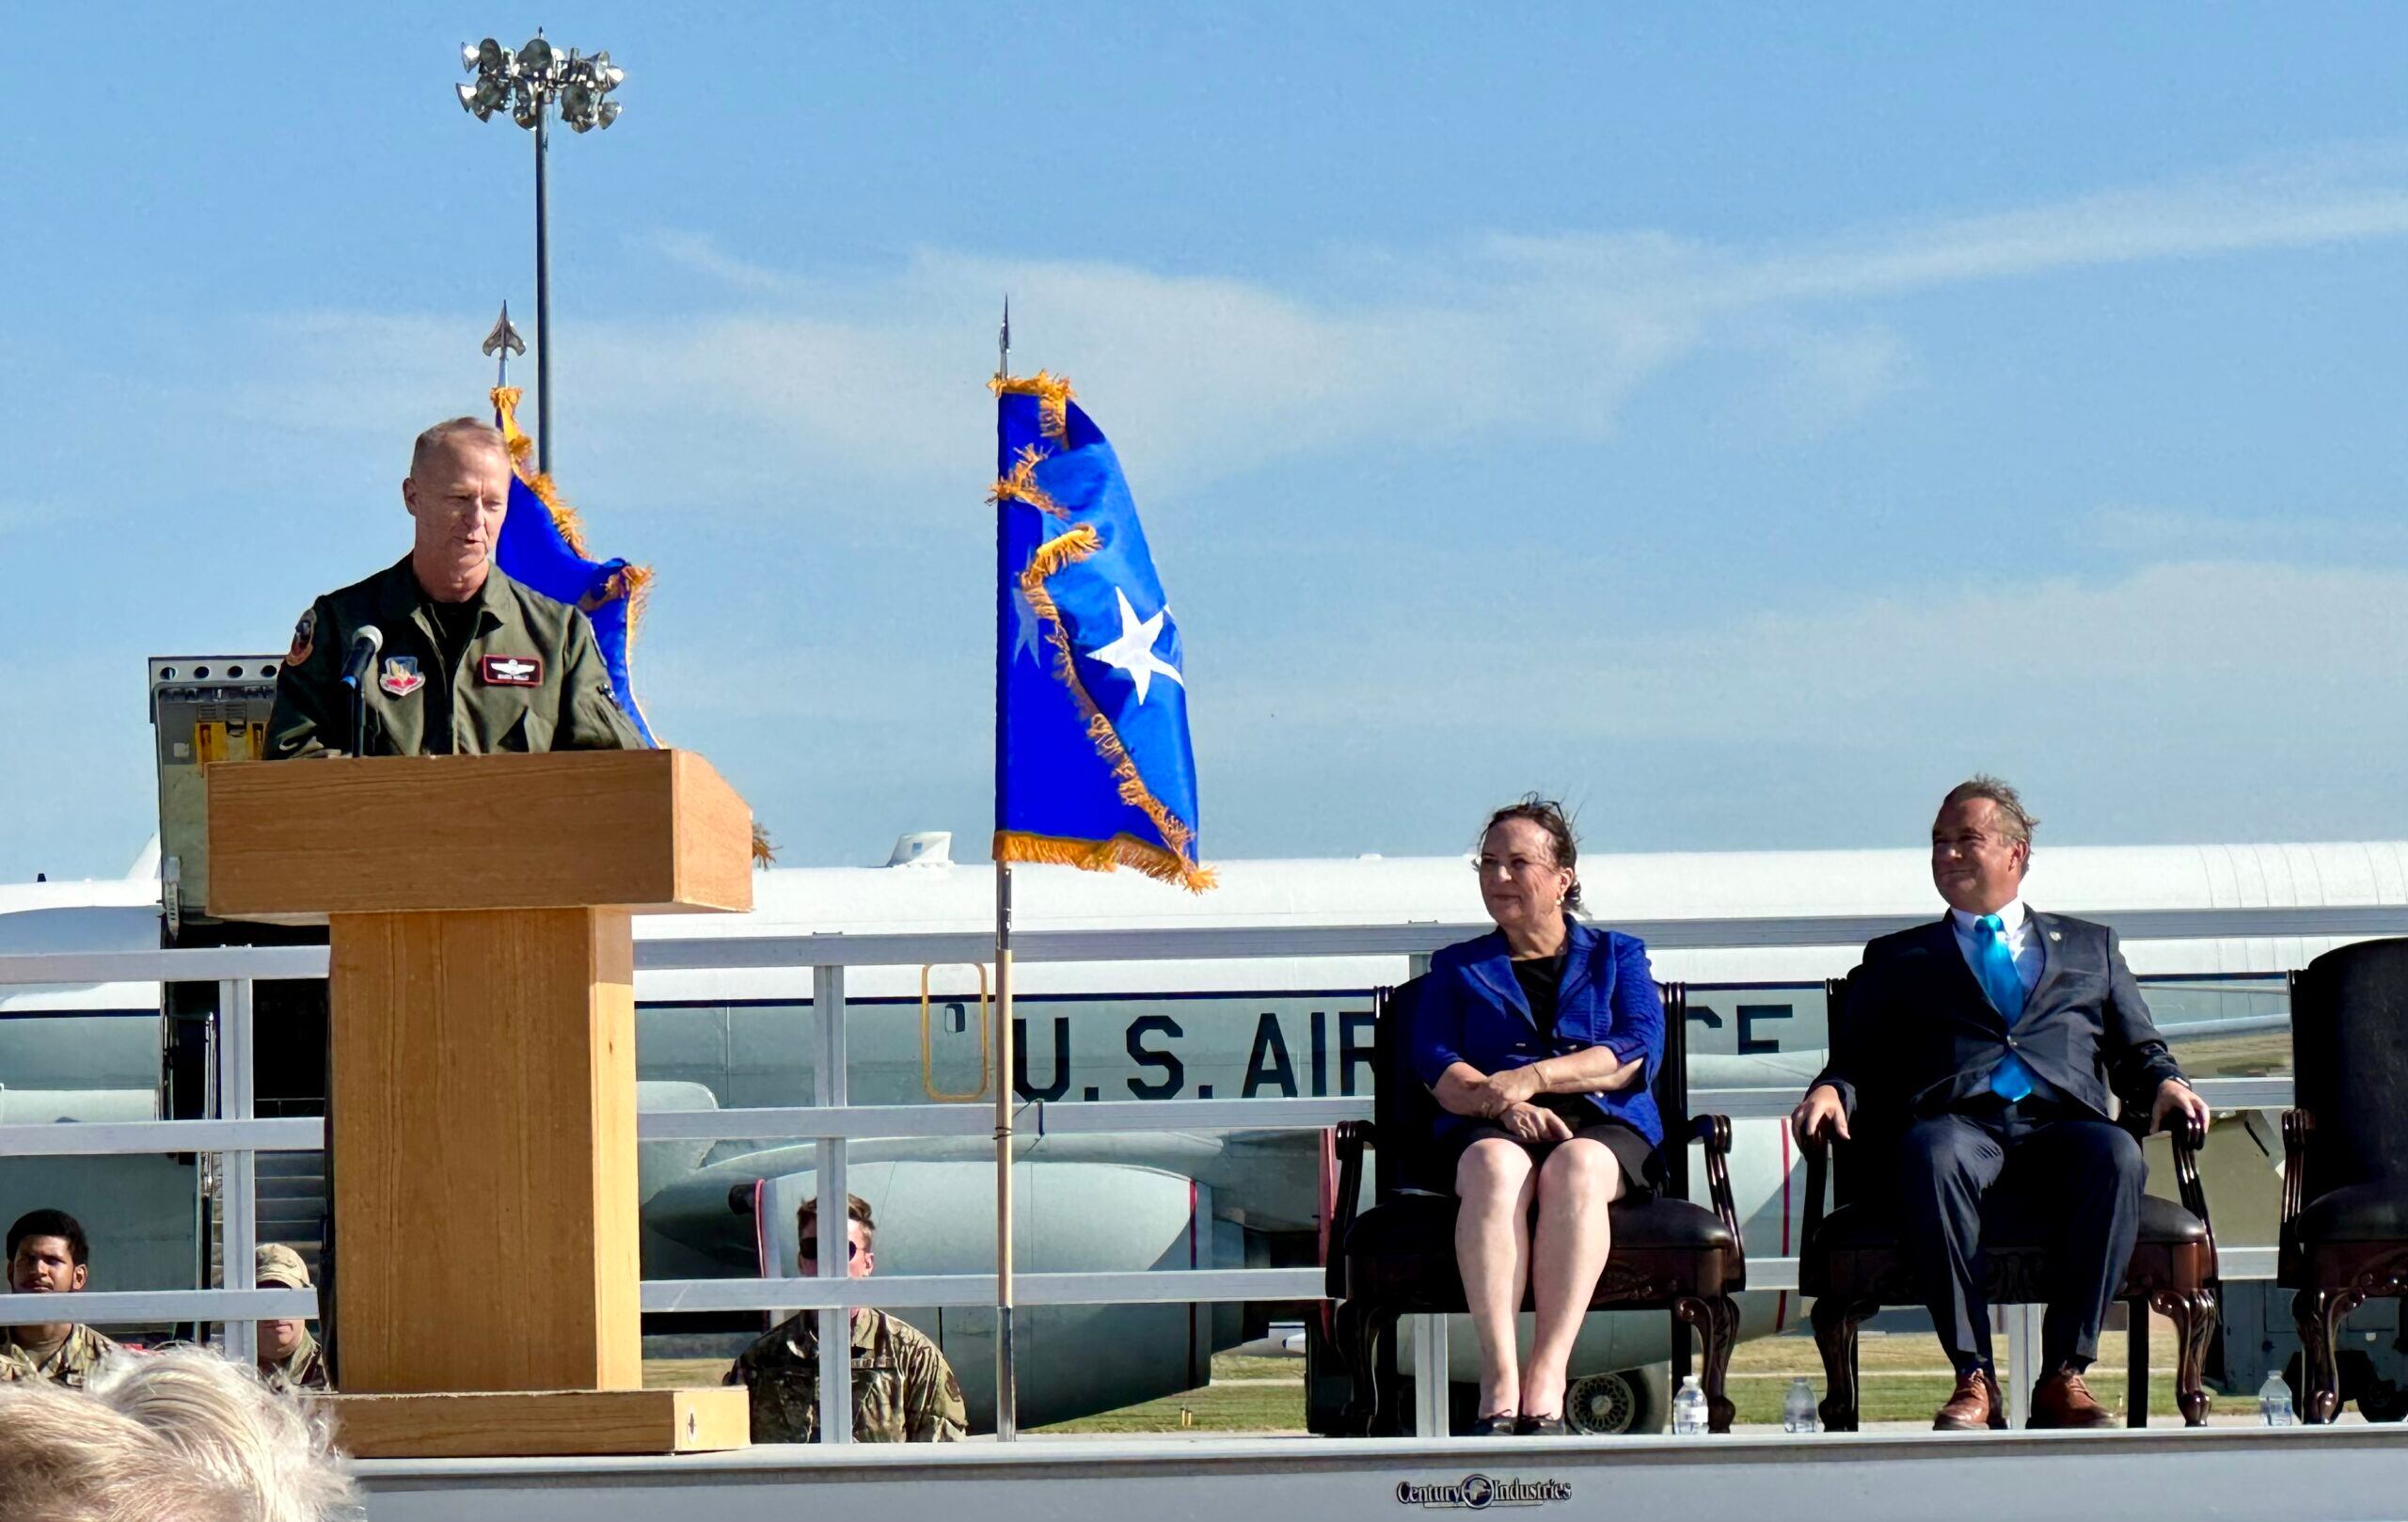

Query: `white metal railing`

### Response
(0, 906, 2370, 1439)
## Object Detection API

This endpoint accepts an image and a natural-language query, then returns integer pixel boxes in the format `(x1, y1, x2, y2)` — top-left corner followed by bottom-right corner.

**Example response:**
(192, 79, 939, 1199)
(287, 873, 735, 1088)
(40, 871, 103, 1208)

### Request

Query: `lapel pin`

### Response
(2049, 930, 2062, 942)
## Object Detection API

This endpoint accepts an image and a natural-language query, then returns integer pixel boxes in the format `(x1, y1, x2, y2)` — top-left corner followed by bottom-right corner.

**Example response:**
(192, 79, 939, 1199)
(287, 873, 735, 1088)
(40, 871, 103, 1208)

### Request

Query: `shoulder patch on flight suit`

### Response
(378, 656, 426, 697)
(479, 654, 544, 687)
(287, 608, 316, 665)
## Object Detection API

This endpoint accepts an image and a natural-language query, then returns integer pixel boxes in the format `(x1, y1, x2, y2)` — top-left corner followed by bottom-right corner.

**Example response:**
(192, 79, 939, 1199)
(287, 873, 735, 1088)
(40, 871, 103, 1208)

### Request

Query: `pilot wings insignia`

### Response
(479, 655, 543, 687)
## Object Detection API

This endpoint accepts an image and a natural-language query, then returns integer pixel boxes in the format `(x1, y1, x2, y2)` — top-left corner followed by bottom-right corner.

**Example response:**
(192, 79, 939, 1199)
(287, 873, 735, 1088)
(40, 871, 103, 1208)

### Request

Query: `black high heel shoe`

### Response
(1515, 1413, 1569, 1436)
(1468, 1414, 1519, 1436)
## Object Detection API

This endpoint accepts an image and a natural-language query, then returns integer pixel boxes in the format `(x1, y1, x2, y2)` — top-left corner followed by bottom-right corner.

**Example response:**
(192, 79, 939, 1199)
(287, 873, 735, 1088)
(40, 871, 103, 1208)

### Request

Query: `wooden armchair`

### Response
(1801, 975, 2220, 1430)
(1324, 977, 1745, 1435)
(2280, 938, 2408, 1424)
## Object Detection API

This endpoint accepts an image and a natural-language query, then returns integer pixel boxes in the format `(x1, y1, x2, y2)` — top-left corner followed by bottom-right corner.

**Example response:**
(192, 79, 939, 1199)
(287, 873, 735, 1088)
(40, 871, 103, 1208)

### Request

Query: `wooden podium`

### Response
(208, 750, 755, 1457)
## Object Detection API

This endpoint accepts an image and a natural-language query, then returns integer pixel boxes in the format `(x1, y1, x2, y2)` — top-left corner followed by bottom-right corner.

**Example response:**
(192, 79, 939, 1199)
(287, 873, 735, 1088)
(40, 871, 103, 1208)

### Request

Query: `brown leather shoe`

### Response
(1933, 1369, 2000, 1431)
(2028, 1370, 2116, 1430)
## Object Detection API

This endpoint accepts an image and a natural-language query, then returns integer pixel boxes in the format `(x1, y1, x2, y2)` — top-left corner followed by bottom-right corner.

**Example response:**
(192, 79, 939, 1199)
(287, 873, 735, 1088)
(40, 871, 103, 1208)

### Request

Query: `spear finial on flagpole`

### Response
(998, 294, 1011, 380)
(482, 301, 528, 391)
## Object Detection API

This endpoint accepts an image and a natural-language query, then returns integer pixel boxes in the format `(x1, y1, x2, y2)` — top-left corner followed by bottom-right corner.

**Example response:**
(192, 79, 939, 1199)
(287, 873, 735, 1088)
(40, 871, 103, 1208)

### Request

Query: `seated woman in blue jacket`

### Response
(1409, 798, 1666, 1436)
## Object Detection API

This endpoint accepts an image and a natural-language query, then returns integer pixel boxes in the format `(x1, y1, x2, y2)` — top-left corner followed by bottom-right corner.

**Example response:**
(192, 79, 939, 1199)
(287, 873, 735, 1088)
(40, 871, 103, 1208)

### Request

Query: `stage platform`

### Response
(356, 1424, 2408, 1522)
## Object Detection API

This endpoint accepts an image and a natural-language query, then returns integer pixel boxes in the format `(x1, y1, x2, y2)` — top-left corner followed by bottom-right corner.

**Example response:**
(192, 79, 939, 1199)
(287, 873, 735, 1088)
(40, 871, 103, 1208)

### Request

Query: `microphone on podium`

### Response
(340, 626, 383, 755)
(340, 626, 384, 690)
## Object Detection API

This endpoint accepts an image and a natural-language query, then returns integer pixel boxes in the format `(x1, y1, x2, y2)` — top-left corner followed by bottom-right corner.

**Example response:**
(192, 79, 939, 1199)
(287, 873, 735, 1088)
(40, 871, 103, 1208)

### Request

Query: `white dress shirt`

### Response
(1950, 897, 2042, 994)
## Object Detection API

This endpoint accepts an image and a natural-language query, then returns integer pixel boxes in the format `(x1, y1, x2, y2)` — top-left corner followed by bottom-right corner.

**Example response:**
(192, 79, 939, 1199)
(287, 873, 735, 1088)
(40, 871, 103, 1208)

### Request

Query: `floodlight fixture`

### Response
(451, 29, 626, 476)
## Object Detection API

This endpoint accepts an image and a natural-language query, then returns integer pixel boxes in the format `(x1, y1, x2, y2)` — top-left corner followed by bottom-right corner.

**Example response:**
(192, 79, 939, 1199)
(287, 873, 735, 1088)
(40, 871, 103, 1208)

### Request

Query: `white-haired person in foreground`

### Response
(0, 1344, 356, 1522)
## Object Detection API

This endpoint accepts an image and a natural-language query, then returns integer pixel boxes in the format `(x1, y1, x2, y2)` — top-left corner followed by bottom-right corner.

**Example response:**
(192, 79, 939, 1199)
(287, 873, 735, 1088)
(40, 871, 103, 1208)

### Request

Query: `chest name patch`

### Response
(479, 654, 544, 687)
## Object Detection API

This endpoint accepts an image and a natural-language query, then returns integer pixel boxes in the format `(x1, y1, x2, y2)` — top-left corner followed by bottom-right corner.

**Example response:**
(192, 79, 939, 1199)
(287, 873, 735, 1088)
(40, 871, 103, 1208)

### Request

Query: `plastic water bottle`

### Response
(2260, 1371, 2295, 1426)
(1672, 1373, 1709, 1435)
(1782, 1376, 1820, 1434)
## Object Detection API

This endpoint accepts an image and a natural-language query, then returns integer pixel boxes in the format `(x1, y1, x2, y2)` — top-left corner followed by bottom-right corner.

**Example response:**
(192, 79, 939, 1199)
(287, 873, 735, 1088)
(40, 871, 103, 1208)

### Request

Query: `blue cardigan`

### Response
(1408, 920, 1666, 1149)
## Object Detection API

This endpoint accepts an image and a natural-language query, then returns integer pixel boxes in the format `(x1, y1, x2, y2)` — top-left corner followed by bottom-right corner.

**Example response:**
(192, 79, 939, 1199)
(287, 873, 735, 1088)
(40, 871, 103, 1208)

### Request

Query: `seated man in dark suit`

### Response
(1791, 775, 2210, 1430)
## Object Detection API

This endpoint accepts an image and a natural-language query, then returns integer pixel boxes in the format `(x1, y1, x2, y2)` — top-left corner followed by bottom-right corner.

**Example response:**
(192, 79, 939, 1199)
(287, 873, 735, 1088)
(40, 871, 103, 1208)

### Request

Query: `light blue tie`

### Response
(1974, 912, 2035, 1102)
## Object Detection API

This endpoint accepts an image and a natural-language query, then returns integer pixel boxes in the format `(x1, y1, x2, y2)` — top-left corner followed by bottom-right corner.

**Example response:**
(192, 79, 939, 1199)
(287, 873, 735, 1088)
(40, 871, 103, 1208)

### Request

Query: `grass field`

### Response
(649, 1320, 2201, 1432)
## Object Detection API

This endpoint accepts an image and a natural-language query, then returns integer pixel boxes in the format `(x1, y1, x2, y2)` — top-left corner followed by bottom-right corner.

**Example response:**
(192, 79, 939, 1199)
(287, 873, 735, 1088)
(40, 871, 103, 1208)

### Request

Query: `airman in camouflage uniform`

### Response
(254, 1244, 330, 1395)
(728, 1305, 968, 1444)
(4, 1210, 122, 1388)
(265, 417, 640, 759)
(259, 1332, 329, 1396)
(0, 1322, 122, 1389)
(725, 1192, 967, 1443)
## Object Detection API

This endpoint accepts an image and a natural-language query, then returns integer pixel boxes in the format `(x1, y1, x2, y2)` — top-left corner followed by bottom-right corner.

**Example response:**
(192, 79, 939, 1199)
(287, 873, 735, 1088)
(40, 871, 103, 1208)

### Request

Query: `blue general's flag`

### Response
(992, 373, 1210, 890)
(490, 387, 657, 745)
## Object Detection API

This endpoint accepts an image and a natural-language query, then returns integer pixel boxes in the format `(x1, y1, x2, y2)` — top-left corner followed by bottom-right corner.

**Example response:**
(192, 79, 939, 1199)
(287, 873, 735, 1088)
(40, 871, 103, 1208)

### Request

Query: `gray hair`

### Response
(409, 417, 512, 479)
(1941, 774, 2039, 849)
(0, 1346, 357, 1522)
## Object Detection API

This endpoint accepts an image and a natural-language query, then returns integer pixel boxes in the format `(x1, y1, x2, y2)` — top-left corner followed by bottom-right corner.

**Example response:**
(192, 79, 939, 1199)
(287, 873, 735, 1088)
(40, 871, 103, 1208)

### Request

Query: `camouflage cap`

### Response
(255, 1243, 312, 1290)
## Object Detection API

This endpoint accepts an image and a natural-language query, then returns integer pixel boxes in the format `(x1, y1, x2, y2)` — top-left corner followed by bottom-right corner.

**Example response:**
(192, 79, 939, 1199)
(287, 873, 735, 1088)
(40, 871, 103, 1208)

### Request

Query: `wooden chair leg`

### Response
(1335, 1301, 1380, 1436)
(1810, 1293, 1868, 1433)
(2126, 1296, 2149, 1429)
(2181, 1290, 2218, 1427)
(1701, 1295, 1740, 1434)
(2150, 1289, 2214, 1428)
(1671, 1296, 1735, 1433)
(2292, 1289, 2351, 1426)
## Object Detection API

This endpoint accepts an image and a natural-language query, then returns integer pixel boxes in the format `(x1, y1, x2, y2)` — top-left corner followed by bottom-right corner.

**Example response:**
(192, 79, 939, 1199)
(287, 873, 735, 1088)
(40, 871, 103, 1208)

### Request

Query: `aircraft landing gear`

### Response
(1567, 1369, 1660, 1435)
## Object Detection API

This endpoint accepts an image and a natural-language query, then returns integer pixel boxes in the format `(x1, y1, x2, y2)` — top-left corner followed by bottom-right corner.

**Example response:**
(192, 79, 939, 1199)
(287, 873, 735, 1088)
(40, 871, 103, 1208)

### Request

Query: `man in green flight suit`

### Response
(726, 1193, 968, 1443)
(266, 416, 641, 758)
(1, 1210, 121, 1388)
(253, 1244, 329, 1395)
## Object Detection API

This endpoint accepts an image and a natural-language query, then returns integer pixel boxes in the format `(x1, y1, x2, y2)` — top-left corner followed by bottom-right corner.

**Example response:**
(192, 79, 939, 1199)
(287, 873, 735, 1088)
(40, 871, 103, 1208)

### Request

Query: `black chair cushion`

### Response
(1812, 1191, 2209, 1252)
(2296, 1181, 2408, 1243)
(1344, 1190, 1735, 1262)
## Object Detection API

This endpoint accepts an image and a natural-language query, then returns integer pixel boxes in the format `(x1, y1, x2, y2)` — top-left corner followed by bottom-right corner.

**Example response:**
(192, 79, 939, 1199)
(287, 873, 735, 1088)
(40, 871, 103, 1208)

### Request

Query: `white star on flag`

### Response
(1084, 587, 1185, 705)
(1009, 583, 1043, 667)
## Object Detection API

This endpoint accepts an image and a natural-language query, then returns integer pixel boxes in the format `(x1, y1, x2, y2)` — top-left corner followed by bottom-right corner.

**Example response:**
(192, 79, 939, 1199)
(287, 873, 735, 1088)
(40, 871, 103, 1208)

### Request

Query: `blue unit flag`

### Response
(992, 373, 1210, 890)
(490, 387, 657, 745)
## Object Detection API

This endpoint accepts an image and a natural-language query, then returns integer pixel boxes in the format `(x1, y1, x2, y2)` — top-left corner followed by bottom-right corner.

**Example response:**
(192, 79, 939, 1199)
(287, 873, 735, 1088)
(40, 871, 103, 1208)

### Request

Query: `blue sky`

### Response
(6, 3, 2408, 881)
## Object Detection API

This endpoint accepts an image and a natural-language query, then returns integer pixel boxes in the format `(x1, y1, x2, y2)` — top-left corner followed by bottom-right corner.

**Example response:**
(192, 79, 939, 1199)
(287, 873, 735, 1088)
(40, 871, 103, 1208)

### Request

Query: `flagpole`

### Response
(991, 295, 1020, 1443)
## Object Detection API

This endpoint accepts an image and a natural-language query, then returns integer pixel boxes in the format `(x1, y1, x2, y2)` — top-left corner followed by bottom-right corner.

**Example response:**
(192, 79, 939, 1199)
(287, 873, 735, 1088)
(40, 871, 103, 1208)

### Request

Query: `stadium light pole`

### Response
(457, 32, 626, 477)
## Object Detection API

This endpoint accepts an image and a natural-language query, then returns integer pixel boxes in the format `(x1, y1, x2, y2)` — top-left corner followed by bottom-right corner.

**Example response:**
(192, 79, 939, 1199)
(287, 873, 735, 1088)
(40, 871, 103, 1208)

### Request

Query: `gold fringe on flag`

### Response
(989, 371, 1075, 444)
(993, 828, 1209, 885)
(490, 386, 657, 642)
(987, 445, 1068, 517)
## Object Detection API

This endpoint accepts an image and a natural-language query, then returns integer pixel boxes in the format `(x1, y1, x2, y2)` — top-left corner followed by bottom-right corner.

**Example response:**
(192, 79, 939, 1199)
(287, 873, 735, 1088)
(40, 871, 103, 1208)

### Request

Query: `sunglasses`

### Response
(799, 1238, 861, 1262)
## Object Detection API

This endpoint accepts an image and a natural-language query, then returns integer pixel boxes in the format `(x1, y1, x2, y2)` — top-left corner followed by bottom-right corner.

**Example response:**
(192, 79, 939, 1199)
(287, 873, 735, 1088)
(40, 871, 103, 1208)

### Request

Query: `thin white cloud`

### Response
(644, 230, 795, 293)
(162, 143, 2408, 515)
(1480, 142, 2408, 306)
(2088, 505, 2408, 563)
(7, 144, 2402, 500)
(1218, 558, 2408, 751)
